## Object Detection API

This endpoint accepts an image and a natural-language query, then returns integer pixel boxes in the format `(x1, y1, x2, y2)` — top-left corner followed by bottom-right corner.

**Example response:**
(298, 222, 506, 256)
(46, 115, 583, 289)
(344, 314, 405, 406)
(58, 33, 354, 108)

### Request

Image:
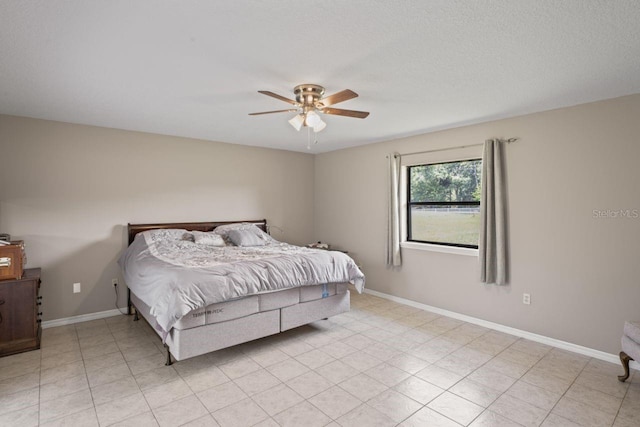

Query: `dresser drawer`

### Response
(0, 268, 41, 357)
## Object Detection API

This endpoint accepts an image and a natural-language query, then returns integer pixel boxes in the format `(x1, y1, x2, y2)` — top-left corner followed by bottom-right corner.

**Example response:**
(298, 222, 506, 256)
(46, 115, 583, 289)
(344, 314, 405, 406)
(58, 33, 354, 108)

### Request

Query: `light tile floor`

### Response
(0, 291, 638, 426)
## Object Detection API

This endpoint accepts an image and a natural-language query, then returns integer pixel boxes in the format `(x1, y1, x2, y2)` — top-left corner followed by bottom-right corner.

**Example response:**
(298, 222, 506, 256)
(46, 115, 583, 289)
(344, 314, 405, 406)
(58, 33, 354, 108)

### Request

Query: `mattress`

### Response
(131, 284, 351, 361)
(132, 283, 349, 332)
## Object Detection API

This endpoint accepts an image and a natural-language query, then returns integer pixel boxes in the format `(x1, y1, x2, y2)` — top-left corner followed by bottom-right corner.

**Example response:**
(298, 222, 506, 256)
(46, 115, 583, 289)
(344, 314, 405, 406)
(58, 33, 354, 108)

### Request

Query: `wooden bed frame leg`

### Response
(164, 345, 173, 366)
(618, 351, 633, 382)
(133, 308, 139, 321)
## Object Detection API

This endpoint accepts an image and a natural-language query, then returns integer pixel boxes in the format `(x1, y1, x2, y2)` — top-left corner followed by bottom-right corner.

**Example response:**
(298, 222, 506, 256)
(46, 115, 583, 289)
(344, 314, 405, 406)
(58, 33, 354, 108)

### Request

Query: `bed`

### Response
(119, 219, 365, 365)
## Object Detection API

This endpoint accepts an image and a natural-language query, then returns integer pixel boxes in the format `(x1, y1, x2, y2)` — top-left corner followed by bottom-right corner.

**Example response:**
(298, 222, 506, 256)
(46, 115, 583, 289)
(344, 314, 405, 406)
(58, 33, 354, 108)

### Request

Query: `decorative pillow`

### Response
(213, 222, 275, 243)
(192, 230, 226, 247)
(143, 229, 191, 243)
(213, 222, 259, 237)
(228, 229, 267, 246)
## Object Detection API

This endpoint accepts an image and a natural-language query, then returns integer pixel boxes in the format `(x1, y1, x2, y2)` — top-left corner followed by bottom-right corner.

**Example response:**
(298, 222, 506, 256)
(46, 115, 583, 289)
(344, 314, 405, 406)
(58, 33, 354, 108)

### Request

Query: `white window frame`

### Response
(399, 145, 482, 257)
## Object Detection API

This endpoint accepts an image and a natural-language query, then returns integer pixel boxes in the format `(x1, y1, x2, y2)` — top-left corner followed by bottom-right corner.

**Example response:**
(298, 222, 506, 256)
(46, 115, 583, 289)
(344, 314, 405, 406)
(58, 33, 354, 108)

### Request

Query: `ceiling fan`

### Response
(249, 84, 369, 133)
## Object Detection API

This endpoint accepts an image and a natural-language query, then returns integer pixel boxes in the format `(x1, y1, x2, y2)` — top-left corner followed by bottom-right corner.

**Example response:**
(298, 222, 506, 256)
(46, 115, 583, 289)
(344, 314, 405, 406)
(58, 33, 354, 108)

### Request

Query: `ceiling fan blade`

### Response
(258, 91, 299, 106)
(249, 109, 299, 116)
(316, 89, 358, 107)
(322, 107, 370, 119)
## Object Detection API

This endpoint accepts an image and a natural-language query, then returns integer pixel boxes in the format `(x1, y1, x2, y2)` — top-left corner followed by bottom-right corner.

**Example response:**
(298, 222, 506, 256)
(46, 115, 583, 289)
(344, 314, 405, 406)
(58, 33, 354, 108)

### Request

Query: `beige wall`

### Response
(314, 94, 640, 354)
(0, 115, 315, 321)
(2, 95, 639, 354)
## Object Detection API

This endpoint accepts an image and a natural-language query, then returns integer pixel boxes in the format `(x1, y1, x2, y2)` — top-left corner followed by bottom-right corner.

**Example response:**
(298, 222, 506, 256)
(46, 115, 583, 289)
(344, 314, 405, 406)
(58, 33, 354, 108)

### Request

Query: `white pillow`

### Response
(228, 229, 267, 246)
(213, 223, 275, 242)
(213, 222, 258, 236)
(142, 229, 191, 243)
(192, 230, 226, 246)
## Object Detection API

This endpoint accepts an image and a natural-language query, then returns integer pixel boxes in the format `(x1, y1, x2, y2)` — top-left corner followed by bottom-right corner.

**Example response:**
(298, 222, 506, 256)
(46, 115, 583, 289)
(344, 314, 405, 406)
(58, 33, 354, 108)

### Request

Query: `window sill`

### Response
(400, 241, 479, 257)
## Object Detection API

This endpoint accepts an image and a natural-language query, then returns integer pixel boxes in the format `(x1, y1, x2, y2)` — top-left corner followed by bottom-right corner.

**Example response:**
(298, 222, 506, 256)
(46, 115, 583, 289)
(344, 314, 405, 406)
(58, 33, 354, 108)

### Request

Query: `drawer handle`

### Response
(0, 257, 10, 268)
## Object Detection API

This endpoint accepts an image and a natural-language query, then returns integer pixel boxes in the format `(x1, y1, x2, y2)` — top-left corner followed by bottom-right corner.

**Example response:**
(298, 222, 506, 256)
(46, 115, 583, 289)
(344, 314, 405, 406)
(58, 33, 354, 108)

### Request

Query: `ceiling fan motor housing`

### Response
(294, 84, 325, 109)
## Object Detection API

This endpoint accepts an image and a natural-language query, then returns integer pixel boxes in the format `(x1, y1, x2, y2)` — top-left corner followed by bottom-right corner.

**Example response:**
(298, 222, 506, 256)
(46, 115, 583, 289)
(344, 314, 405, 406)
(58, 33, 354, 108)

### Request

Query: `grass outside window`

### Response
(407, 159, 482, 248)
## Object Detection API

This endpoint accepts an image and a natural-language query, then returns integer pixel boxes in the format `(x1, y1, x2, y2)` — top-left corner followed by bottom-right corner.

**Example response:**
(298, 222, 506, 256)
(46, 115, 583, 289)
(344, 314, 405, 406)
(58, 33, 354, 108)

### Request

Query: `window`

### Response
(407, 158, 482, 248)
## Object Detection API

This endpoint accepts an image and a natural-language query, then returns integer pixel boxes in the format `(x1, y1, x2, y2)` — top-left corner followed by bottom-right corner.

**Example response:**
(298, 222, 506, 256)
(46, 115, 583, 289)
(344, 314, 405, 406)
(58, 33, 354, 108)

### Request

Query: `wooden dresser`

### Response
(0, 268, 42, 357)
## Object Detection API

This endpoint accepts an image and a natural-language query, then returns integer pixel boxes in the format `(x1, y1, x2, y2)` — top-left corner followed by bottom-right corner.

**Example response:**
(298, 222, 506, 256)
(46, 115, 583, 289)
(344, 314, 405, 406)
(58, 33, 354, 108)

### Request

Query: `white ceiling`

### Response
(1, 1, 639, 153)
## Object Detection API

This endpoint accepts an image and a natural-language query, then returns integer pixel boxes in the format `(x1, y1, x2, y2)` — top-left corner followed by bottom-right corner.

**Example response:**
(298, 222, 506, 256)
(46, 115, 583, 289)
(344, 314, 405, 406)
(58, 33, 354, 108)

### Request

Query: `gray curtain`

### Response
(386, 153, 402, 267)
(480, 139, 508, 284)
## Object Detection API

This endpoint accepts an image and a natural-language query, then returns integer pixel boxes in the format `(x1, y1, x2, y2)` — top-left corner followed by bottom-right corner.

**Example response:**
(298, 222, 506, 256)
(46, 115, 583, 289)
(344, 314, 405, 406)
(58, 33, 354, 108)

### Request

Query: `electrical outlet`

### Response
(73, 282, 81, 293)
(522, 293, 531, 305)
(112, 278, 118, 287)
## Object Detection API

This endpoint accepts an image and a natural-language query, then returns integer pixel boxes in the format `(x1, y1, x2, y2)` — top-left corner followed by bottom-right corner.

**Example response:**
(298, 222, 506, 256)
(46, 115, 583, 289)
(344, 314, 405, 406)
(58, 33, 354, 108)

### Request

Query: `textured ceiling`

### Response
(1, 1, 639, 153)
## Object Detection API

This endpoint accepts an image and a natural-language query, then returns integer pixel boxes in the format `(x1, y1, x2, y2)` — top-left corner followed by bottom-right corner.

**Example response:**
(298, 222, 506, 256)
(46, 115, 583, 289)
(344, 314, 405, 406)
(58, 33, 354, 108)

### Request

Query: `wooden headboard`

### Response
(127, 219, 268, 245)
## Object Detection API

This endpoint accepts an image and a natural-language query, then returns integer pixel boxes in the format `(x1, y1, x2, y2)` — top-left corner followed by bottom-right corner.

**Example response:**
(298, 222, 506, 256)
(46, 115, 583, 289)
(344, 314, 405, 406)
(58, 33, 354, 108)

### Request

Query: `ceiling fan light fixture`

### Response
(313, 119, 326, 133)
(305, 110, 321, 127)
(288, 113, 304, 131)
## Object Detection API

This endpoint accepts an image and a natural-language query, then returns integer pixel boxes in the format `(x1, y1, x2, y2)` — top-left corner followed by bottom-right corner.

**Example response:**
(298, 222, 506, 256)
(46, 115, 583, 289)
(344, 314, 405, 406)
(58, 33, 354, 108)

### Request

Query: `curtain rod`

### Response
(392, 138, 519, 158)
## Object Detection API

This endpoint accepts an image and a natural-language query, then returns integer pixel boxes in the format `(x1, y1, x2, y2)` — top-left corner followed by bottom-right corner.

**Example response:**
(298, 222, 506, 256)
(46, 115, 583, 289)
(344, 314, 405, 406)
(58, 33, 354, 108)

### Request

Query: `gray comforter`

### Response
(118, 229, 365, 337)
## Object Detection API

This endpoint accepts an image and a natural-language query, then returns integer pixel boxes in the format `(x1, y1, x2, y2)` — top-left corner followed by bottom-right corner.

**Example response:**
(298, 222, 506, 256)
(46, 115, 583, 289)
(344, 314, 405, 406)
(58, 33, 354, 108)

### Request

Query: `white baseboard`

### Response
(42, 308, 128, 329)
(363, 288, 640, 371)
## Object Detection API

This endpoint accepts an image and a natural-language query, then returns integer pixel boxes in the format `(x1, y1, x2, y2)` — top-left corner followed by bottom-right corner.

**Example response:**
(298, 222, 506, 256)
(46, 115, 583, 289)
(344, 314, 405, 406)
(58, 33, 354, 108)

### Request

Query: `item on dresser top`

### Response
(0, 233, 10, 244)
(0, 241, 25, 280)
